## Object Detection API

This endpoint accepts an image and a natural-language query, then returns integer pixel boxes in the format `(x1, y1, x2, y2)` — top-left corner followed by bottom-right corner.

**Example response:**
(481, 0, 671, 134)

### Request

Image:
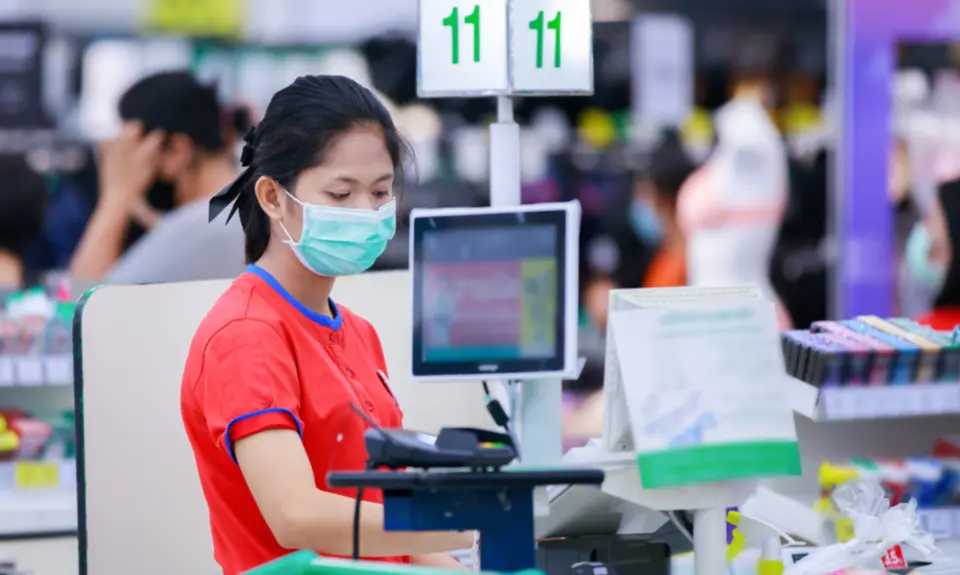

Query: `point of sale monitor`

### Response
(409, 201, 580, 381)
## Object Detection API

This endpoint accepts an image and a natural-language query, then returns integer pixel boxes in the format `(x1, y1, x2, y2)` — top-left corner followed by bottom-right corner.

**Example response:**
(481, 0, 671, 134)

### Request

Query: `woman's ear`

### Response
(254, 176, 284, 221)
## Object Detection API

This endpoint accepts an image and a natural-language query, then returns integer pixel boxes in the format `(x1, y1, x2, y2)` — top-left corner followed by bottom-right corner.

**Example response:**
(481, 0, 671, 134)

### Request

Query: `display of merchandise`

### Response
(781, 317, 960, 420)
(782, 317, 958, 386)
(0, 286, 77, 537)
(0, 287, 74, 387)
(819, 447, 960, 543)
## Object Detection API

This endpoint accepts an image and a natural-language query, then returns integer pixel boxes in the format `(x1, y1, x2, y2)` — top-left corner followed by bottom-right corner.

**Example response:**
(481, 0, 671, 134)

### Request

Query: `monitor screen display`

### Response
(411, 207, 572, 378)
(421, 225, 557, 363)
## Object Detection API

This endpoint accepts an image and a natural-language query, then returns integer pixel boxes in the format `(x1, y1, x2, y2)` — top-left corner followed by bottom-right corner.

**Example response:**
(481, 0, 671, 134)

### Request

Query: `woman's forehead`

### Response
(302, 127, 393, 182)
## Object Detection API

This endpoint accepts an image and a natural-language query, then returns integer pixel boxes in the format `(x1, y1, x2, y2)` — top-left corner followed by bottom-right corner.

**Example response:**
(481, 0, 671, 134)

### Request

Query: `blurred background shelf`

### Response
(0, 459, 76, 538)
(791, 378, 960, 421)
(0, 355, 73, 388)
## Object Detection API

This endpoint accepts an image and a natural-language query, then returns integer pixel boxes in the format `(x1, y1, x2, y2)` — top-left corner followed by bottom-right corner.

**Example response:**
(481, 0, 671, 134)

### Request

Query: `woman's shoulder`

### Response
(191, 274, 286, 347)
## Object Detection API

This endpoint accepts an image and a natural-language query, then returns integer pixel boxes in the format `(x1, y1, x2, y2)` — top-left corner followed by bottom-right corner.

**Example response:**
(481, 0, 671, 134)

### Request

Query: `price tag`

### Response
(0, 356, 14, 387)
(508, 0, 593, 94)
(873, 387, 898, 417)
(919, 509, 955, 540)
(418, 0, 510, 97)
(15, 356, 43, 386)
(918, 385, 942, 414)
(938, 385, 960, 413)
(13, 461, 59, 490)
(820, 389, 840, 419)
(855, 388, 881, 418)
(43, 355, 72, 385)
(821, 389, 852, 419)
(899, 385, 924, 415)
(881, 545, 906, 569)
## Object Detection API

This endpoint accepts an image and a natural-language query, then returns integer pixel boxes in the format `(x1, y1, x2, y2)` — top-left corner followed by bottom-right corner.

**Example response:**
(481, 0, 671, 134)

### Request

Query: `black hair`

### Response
(935, 179, 960, 308)
(0, 154, 47, 260)
(118, 71, 223, 151)
(211, 75, 409, 264)
(647, 131, 696, 203)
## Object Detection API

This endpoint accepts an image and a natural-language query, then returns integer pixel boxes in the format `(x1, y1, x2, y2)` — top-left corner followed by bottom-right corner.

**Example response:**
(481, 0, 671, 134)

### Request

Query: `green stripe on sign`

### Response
(636, 441, 801, 489)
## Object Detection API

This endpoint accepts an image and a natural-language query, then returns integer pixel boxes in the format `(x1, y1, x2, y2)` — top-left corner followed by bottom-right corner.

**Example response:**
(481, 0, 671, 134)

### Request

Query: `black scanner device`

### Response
(364, 427, 517, 470)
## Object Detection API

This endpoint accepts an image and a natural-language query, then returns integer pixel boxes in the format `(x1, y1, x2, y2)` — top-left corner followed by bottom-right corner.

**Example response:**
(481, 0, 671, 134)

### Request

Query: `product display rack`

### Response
(789, 375, 960, 551)
(794, 379, 960, 421)
(0, 354, 77, 539)
(0, 458, 77, 539)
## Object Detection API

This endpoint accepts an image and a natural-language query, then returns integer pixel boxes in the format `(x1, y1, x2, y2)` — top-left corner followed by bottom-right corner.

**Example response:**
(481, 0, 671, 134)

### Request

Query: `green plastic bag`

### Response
(244, 551, 545, 575)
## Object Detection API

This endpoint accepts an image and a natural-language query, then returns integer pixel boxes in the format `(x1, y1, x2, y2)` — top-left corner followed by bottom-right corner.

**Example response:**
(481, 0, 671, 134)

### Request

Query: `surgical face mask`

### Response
(279, 191, 397, 277)
(905, 223, 946, 291)
(629, 199, 663, 243)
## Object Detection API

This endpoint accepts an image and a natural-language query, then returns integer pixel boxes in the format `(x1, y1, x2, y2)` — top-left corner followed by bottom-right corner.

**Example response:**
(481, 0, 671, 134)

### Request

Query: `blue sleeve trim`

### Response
(224, 407, 303, 464)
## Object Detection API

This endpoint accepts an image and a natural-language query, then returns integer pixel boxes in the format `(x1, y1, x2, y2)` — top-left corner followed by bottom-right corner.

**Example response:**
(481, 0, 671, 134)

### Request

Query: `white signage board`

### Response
(609, 300, 800, 489)
(417, 0, 510, 97)
(417, 0, 593, 97)
(508, 0, 593, 95)
(631, 14, 694, 126)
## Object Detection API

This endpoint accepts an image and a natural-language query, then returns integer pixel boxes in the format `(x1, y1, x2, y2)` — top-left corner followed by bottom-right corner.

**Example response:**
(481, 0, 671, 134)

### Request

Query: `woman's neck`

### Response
(256, 246, 336, 317)
(0, 251, 23, 289)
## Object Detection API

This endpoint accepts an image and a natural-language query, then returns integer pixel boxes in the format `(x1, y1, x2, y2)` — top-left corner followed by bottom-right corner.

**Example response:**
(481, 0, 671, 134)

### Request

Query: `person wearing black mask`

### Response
(909, 179, 960, 330)
(0, 155, 47, 290)
(70, 71, 244, 282)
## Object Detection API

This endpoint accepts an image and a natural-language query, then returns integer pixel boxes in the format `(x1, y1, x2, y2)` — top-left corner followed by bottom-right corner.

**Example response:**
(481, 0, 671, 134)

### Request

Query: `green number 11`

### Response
(442, 5, 481, 65)
(529, 10, 562, 68)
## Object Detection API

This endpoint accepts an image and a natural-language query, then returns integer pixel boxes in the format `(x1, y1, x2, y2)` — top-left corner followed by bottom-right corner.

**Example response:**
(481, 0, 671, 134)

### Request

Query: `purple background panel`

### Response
(840, 0, 960, 317)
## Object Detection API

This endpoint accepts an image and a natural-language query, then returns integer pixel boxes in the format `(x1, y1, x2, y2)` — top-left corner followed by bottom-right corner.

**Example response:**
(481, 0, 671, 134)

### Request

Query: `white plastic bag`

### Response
(786, 481, 938, 575)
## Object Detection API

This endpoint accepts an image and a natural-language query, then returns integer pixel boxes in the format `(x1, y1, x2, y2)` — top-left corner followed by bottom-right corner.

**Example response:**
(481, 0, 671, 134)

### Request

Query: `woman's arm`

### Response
(410, 553, 468, 570)
(71, 123, 164, 280)
(235, 429, 473, 557)
(69, 200, 131, 280)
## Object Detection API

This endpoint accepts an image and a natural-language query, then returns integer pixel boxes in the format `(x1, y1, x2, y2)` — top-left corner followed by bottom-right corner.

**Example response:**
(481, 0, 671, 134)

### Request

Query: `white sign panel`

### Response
(509, 0, 593, 94)
(418, 0, 510, 97)
(609, 300, 800, 488)
(631, 15, 694, 126)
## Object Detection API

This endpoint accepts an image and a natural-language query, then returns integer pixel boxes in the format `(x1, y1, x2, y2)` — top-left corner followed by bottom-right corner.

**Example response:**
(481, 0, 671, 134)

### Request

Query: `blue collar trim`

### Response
(247, 264, 342, 330)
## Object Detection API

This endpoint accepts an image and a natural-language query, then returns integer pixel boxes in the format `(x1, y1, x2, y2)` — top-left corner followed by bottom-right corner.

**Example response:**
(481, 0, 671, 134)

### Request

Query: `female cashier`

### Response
(180, 75, 472, 574)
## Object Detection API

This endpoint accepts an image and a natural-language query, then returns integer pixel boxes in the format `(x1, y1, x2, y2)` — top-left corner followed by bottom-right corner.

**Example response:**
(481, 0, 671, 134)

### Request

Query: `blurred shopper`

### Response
(69, 71, 245, 283)
(0, 155, 47, 289)
(911, 179, 960, 329)
(636, 134, 696, 289)
(583, 134, 695, 328)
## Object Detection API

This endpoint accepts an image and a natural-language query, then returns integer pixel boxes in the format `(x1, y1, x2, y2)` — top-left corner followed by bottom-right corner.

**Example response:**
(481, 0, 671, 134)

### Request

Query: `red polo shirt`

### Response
(181, 265, 408, 575)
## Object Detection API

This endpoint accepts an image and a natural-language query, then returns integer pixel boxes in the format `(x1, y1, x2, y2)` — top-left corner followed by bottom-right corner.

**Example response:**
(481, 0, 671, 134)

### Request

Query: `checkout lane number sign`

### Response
(417, 0, 593, 97)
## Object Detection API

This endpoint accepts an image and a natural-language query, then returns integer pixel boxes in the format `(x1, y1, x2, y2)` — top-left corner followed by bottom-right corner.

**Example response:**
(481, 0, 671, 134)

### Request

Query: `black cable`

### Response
(352, 486, 364, 561)
(481, 380, 512, 432)
(352, 459, 376, 561)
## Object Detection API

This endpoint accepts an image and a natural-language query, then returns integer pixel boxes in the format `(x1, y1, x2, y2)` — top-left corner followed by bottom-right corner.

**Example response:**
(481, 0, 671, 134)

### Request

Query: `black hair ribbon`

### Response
(209, 126, 258, 226)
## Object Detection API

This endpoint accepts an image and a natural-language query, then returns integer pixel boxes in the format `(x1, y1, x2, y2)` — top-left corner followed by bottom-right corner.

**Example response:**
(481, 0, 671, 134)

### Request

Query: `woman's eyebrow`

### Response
(333, 174, 394, 184)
